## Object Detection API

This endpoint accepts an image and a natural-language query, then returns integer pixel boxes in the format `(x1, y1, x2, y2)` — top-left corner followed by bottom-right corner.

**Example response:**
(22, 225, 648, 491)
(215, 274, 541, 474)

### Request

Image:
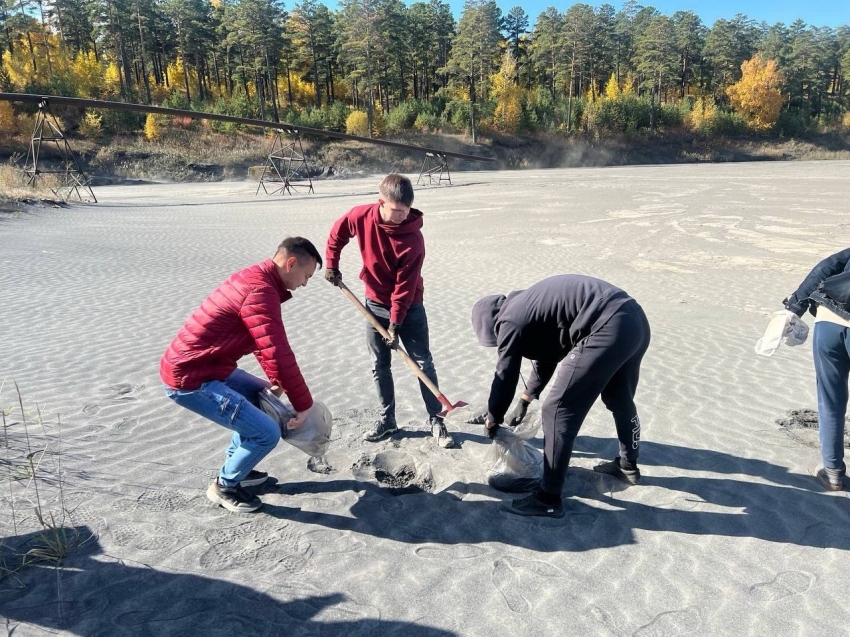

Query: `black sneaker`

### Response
(239, 470, 269, 487)
(815, 465, 844, 492)
(430, 417, 455, 449)
(501, 492, 564, 518)
(593, 458, 641, 485)
(207, 480, 262, 513)
(363, 418, 398, 442)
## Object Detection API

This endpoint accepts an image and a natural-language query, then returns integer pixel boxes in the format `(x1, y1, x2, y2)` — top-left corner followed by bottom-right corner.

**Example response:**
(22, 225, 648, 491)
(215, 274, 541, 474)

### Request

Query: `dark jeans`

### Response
(541, 300, 651, 494)
(365, 299, 442, 421)
(812, 321, 850, 473)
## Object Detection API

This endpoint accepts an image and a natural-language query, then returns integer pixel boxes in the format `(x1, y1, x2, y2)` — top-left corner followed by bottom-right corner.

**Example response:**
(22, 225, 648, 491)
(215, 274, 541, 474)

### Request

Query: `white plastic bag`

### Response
(257, 389, 333, 457)
(483, 414, 543, 492)
(755, 310, 808, 356)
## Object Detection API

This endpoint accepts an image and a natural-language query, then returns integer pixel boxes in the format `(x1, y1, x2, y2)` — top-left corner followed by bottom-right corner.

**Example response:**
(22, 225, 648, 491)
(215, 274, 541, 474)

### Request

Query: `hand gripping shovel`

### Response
(337, 281, 467, 417)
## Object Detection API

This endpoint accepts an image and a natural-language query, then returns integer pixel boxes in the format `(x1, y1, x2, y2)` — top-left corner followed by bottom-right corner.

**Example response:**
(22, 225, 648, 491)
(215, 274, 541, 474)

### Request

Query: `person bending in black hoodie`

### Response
(471, 274, 651, 518)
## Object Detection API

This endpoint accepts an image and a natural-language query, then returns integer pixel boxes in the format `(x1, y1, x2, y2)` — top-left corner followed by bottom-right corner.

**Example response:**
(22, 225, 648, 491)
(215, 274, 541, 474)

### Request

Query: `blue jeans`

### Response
(365, 299, 442, 421)
(813, 321, 850, 473)
(164, 369, 280, 487)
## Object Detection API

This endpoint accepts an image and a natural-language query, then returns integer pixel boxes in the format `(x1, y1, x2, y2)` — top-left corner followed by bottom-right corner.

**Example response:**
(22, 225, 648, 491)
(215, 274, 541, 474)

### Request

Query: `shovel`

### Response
(336, 281, 468, 416)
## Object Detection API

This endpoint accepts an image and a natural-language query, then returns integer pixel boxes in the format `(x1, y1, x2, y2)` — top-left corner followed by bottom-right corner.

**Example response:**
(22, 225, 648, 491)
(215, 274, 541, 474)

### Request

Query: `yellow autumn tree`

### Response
(491, 50, 522, 133)
(346, 110, 369, 135)
(621, 74, 635, 96)
(604, 72, 620, 100)
(70, 51, 104, 97)
(688, 96, 718, 132)
(726, 55, 784, 130)
(144, 113, 161, 140)
(0, 101, 17, 134)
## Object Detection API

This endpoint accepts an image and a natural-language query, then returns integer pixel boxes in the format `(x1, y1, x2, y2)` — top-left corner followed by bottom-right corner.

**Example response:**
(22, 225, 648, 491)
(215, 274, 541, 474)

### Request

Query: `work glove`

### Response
(324, 268, 342, 286)
(385, 323, 400, 349)
(485, 418, 500, 439)
(507, 398, 530, 427)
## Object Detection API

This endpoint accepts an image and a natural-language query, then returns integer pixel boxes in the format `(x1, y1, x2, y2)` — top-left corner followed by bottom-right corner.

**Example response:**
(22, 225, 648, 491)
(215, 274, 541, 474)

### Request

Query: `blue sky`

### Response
(444, 0, 849, 28)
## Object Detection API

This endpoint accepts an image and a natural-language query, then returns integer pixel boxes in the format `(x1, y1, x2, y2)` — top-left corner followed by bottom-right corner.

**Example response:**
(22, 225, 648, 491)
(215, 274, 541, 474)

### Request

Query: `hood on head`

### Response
(377, 207, 423, 235)
(471, 294, 506, 347)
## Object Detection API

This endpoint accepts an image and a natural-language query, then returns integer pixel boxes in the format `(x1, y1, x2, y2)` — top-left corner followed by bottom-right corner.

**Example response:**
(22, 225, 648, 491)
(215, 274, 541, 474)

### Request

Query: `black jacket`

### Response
(785, 248, 850, 321)
(486, 275, 632, 424)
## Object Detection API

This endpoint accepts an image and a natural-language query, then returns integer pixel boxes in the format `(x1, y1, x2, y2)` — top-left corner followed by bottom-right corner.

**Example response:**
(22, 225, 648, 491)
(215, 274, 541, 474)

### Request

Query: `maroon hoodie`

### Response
(326, 202, 425, 325)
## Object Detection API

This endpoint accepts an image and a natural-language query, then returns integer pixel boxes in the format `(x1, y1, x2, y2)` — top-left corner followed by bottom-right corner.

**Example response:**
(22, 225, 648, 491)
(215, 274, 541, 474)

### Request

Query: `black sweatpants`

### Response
(540, 300, 651, 494)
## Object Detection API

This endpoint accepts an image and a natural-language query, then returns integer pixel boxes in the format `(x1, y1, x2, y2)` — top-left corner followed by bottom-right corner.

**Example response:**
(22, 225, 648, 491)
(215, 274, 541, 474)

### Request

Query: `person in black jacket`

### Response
(471, 275, 651, 517)
(784, 247, 850, 491)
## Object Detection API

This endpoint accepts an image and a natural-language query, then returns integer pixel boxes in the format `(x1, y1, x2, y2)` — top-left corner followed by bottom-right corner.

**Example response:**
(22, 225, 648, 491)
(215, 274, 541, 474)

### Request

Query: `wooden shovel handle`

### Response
(337, 281, 449, 406)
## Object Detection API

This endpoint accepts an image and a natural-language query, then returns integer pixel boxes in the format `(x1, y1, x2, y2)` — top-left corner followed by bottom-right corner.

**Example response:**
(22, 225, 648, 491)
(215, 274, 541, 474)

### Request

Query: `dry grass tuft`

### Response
(0, 381, 92, 585)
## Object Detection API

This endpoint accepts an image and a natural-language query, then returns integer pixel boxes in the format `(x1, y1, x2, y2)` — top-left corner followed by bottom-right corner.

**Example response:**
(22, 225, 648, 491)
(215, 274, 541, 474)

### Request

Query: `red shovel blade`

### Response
(437, 399, 469, 418)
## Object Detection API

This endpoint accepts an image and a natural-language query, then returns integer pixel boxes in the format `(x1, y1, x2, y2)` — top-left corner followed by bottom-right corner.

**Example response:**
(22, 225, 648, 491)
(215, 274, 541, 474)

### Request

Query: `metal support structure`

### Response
(256, 129, 315, 196)
(417, 152, 451, 186)
(24, 99, 97, 203)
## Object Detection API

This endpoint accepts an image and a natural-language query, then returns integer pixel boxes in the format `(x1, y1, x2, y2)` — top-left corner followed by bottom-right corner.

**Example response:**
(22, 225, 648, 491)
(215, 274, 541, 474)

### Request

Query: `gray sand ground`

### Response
(2, 161, 850, 636)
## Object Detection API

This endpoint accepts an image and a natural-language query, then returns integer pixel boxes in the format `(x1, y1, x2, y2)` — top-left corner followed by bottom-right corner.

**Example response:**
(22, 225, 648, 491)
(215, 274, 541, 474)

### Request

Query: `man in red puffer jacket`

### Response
(324, 174, 454, 449)
(160, 237, 321, 513)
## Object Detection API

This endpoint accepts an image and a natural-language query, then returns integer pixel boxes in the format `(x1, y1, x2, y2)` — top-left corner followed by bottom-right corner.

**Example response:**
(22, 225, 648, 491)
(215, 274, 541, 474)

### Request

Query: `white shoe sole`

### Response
(239, 475, 269, 487)
(206, 483, 262, 513)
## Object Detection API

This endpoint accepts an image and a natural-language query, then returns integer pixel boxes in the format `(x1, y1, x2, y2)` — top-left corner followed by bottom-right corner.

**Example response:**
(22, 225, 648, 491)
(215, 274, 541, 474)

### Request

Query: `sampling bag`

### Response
(755, 310, 809, 356)
(258, 389, 333, 457)
(483, 412, 544, 492)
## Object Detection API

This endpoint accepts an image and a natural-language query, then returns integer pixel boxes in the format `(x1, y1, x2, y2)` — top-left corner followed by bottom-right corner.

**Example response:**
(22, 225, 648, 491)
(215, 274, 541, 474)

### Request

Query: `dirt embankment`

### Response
(2, 129, 849, 189)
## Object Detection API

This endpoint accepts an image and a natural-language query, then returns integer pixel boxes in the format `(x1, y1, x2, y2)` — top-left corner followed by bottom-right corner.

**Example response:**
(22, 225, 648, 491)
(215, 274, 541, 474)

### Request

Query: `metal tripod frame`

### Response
(24, 99, 97, 203)
(416, 152, 451, 186)
(256, 128, 315, 195)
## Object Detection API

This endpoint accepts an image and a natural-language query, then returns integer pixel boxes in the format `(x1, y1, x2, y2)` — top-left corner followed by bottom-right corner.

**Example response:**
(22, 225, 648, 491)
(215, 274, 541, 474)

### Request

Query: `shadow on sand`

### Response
(264, 437, 850, 554)
(0, 528, 456, 636)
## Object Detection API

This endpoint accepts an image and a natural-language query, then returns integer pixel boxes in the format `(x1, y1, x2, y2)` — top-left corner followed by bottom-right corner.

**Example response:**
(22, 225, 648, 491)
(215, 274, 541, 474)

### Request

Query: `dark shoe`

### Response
(207, 480, 262, 513)
(502, 492, 564, 518)
(815, 465, 844, 492)
(363, 418, 398, 442)
(430, 417, 455, 449)
(593, 458, 641, 485)
(239, 469, 269, 487)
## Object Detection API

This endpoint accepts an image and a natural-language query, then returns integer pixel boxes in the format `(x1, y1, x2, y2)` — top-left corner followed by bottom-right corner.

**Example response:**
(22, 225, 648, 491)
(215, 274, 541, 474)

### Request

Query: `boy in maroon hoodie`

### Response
(324, 174, 454, 448)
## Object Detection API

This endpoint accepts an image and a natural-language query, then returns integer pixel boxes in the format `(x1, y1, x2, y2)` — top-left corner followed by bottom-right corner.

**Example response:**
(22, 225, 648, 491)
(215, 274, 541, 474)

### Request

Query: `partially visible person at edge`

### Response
(323, 174, 454, 449)
(784, 247, 850, 492)
(471, 274, 651, 518)
(160, 237, 322, 513)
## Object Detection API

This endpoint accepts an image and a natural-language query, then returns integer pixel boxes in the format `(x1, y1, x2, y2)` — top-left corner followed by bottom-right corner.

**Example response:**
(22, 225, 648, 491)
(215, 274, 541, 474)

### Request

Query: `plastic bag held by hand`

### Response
(483, 411, 543, 492)
(257, 389, 333, 457)
(784, 315, 809, 347)
(755, 310, 807, 356)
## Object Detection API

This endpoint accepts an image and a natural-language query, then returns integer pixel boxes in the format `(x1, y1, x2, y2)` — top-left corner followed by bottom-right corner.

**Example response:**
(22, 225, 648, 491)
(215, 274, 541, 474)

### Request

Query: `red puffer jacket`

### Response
(159, 259, 313, 412)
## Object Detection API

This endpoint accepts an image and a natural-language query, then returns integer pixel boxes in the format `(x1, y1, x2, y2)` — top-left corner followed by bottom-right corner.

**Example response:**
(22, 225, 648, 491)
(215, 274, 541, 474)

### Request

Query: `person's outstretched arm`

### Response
(785, 247, 850, 316)
(243, 286, 313, 414)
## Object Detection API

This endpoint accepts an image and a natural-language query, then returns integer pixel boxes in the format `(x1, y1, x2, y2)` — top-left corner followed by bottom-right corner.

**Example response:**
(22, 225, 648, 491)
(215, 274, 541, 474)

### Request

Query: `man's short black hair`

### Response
(277, 236, 323, 269)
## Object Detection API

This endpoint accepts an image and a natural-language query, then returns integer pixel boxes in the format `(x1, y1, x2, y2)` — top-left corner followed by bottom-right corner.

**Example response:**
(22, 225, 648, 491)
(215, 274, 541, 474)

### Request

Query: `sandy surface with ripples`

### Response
(2, 161, 849, 636)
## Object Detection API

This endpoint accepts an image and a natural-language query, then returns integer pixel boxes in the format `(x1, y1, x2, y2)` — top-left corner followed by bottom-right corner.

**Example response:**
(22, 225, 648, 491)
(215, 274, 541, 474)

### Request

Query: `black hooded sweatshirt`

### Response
(478, 275, 632, 424)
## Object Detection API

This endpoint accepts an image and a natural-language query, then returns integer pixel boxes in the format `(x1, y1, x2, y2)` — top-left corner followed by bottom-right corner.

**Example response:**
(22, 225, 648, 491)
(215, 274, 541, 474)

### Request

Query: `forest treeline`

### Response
(1, 0, 849, 141)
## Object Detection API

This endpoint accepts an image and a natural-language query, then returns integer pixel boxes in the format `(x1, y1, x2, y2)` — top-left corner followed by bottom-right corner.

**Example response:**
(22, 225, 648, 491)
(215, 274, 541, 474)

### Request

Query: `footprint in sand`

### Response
(633, 607, 700, 636)
(491, 558, 528, 613)
(305, 529, 364, 556)
(588, 604, 625, 636)
(797, 522, 842, 552)
(381, 498, 404, 514)
(414, 543, 487, 561)
(749, 571, 815, 602)
(199, 525, 310, 573)
(491, 556, 566, 614)
(99, 382, 145, 400)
